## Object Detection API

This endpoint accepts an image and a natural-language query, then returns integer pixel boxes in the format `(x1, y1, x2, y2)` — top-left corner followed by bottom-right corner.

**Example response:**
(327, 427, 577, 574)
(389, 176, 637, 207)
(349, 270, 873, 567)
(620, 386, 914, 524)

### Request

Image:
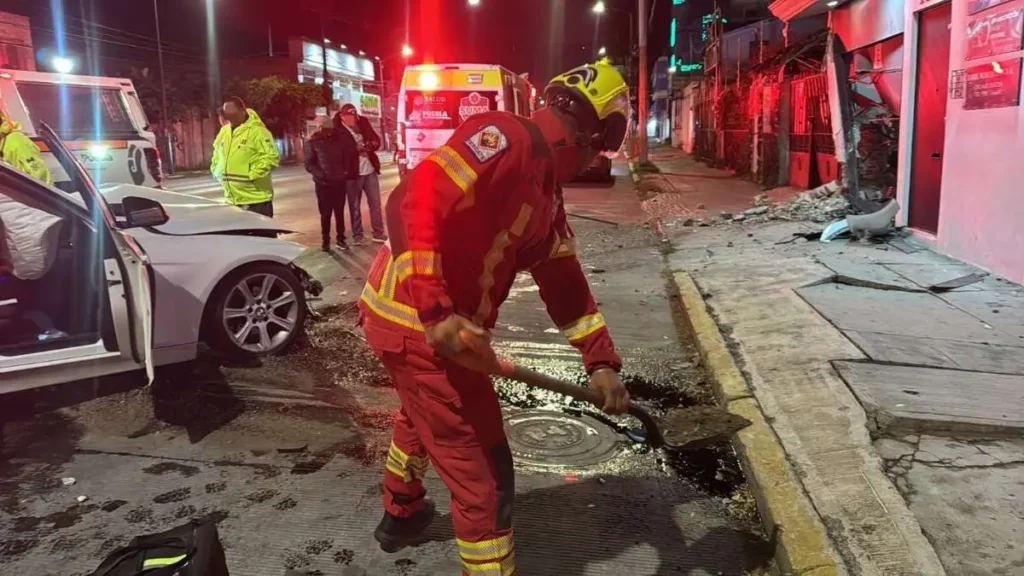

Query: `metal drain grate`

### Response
(504, 409, 622, 468)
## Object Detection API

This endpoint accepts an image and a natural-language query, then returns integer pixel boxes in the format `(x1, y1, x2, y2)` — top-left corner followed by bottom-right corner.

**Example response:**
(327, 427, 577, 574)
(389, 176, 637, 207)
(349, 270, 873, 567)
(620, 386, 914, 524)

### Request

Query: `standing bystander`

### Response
(336, 103, 387, 245)
(304, 115, 351, 252)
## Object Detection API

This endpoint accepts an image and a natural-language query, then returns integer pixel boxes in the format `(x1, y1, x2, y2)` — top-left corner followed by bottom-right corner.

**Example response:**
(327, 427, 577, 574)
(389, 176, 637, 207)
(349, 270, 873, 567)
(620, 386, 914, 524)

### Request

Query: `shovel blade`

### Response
(658, 406, 752, 450)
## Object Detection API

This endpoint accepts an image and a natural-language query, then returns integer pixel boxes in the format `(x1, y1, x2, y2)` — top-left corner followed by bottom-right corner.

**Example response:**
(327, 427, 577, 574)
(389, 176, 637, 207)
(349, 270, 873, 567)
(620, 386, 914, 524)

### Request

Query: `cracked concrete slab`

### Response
(797, 284, 1021, 347)
(937, 289, 1024, 340)
(815, 256, 924, 292)
(834, 361, 1024, 434)
(873, 438, 916, 461)
(900, 436, 1024, 576)
(843, 331, 1024, 375)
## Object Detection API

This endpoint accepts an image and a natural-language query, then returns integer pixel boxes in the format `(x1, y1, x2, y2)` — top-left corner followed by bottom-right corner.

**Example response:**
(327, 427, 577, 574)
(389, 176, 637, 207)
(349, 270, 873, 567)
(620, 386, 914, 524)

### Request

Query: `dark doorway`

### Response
(909, 1, 952, 233)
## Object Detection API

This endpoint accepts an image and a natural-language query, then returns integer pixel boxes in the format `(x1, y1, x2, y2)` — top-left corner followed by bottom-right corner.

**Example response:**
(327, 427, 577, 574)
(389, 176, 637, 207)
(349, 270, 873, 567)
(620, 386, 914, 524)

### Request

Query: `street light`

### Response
(401, 44, 414, 57)
(468, 0, 481, 5)
(598, 46, 607, 56)
(593, 1, 606, 14)
(359, 50, 366, 56)
(51, 56, 75, 74)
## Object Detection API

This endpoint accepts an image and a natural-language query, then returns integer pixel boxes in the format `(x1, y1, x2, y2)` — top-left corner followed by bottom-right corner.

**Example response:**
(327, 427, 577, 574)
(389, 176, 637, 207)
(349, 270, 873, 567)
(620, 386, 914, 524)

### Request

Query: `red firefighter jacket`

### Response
(359, 111, 621, 373)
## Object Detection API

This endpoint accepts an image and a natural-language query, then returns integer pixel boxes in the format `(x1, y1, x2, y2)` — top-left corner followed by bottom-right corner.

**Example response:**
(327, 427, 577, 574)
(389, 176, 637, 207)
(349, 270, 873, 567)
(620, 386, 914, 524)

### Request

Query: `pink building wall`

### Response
(897, 0, 1024, 283)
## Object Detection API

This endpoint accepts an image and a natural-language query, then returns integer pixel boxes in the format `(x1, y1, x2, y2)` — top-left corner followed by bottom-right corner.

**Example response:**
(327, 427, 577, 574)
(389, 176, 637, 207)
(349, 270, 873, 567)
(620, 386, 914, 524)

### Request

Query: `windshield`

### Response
(403, 90, 498, 129)
(16, 82, 139, 140)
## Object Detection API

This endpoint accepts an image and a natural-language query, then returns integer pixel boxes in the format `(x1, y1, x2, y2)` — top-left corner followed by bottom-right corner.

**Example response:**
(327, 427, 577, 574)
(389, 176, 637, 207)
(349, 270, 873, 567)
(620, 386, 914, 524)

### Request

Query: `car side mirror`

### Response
(122, 196, 169, 228)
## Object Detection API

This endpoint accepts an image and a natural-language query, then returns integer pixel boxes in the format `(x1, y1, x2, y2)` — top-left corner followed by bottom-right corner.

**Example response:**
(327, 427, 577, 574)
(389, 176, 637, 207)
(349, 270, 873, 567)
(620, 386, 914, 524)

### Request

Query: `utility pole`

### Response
(628, 11, 635, 99)
(319, 4, 331, 105)
(153, 0, 173, 174)
(637, 0, 649, 163)
(378, 59, 388, 152)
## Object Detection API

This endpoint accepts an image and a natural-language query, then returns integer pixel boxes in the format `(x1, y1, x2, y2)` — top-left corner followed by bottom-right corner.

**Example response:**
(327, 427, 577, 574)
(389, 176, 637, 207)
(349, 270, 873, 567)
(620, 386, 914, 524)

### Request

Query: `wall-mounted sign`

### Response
(359, 93, 381, 117)
(950, 69, 966, 99)
(965, 4, 1024, 60)
(964, 58, 1022, 109)
(968, 0, 1013, 15)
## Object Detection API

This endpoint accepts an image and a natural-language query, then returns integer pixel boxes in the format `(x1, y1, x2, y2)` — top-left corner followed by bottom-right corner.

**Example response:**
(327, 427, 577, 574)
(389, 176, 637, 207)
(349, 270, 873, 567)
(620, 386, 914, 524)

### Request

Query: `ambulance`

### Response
(396, 64, 536, 177)
(0, 69, 163, 189)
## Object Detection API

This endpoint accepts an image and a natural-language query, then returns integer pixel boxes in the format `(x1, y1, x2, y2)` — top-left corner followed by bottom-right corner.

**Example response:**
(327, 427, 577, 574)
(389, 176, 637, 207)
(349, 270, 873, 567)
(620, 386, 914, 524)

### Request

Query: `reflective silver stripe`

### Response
(561, 312, 606, 342)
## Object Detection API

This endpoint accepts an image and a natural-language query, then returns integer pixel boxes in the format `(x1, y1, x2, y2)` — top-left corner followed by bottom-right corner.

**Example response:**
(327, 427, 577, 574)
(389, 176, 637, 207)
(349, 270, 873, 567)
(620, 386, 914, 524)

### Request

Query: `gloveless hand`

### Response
(425, 314, 486, 358)
(589, 368, 630, 414)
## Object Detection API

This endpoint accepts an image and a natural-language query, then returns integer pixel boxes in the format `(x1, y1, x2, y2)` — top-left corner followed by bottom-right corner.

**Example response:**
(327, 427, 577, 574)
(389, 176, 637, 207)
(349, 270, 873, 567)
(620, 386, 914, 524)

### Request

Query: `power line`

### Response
(32, 25, 207, 61)
(60, 12, 200, 53)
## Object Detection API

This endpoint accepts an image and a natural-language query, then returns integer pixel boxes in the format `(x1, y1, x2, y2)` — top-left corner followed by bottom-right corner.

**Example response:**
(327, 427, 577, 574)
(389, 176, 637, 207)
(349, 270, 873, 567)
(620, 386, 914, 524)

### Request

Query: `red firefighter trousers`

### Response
(365, 320, 516, 575)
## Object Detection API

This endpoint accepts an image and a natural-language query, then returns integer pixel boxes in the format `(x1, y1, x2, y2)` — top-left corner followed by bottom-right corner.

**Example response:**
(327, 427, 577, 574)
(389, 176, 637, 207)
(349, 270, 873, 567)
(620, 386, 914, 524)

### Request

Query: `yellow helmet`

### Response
(545, 61, 630, 152)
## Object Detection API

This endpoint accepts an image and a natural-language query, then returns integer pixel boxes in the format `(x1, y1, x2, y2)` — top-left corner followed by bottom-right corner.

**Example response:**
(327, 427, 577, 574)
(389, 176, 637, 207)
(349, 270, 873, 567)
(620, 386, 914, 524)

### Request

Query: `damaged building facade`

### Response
(670, 0, 1024, 283)
(777, 0, 1024, 282)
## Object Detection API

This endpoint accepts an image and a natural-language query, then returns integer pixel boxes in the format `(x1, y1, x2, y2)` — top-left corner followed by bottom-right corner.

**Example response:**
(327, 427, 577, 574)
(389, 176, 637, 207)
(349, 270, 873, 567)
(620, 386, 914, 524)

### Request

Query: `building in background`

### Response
(0, 12, 36, 71)
(769, 0, 1024, 283)
(223, 37, 382, 136)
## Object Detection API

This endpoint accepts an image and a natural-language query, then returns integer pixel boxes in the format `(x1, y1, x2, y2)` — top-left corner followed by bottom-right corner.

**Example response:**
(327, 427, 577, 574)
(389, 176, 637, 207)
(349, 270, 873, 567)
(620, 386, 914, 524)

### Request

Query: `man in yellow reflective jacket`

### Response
(0, 112, 52, 185)
(211, 97, 280, 217)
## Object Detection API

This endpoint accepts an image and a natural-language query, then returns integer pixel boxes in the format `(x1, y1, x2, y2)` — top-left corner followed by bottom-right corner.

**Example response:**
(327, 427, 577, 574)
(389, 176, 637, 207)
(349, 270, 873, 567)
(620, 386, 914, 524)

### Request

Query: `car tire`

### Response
(204, 262, 307, 359)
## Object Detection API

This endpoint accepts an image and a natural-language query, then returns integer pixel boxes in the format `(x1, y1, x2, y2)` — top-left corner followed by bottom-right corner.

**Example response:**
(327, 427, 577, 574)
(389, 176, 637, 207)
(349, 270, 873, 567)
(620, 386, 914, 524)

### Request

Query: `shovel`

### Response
(456, 330, 751, 450)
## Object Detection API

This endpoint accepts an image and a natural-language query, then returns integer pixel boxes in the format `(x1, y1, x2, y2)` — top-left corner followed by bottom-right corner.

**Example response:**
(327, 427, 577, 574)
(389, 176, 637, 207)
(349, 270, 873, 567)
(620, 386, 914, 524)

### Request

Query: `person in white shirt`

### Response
(337, 103, 387, 245)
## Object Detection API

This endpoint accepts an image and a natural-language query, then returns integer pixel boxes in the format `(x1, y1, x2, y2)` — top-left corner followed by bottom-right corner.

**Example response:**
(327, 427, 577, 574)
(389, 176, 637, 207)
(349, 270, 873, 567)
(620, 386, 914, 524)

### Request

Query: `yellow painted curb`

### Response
(673, 272, 841, 576)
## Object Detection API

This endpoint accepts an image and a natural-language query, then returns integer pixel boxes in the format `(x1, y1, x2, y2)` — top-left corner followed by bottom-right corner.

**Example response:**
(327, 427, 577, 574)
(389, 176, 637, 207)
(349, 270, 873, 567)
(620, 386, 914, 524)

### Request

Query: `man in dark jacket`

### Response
(304, 116, 351, 251)
(336, 103, 387, 245)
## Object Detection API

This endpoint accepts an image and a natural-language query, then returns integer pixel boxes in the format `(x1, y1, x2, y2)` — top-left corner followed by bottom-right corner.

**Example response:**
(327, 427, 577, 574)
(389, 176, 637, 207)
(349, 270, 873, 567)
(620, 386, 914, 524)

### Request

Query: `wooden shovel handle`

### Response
(458, 329, 666, 448)
(507, 364, 665, 448)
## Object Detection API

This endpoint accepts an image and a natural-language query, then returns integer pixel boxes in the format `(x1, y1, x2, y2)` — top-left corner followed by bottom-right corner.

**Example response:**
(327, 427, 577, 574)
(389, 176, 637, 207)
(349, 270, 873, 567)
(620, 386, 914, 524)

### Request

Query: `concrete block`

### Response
(874, 438, 916, 461)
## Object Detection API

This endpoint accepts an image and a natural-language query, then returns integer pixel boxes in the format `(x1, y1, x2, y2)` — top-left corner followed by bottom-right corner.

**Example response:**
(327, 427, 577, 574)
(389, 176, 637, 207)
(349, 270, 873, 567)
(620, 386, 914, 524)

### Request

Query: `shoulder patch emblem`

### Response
(465, 125, 509, 163)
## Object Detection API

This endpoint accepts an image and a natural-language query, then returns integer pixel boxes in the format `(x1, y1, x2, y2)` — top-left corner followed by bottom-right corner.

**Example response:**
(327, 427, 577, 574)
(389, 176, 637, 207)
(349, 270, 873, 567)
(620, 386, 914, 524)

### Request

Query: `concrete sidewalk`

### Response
(641, 147, 1024, 575)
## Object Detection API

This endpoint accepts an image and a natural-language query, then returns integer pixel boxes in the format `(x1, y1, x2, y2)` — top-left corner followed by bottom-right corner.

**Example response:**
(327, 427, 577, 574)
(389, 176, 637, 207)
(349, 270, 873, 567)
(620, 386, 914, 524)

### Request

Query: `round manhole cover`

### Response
(504, 410, 622, 468)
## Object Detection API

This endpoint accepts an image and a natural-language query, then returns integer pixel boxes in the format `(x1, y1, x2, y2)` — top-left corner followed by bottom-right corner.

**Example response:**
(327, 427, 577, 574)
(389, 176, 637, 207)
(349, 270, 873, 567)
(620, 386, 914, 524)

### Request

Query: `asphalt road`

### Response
(0, 161, 767, 575)
(164, 163, 402, 246)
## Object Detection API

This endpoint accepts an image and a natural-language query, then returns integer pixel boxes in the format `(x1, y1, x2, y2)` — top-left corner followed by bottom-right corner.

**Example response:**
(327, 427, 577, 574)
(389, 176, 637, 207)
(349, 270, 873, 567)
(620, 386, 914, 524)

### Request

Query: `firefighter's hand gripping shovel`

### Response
(455, 330, 751, 450)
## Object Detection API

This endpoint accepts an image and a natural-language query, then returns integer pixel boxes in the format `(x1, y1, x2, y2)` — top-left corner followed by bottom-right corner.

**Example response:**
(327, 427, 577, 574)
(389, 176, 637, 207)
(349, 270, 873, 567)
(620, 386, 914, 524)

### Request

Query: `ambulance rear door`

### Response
(401, 87, 499, 170)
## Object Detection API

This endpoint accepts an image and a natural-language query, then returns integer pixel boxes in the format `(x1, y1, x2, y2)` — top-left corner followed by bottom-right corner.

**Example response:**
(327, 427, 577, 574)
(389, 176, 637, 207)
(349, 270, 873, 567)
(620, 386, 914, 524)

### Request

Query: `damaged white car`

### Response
(0, 125, 322, 395)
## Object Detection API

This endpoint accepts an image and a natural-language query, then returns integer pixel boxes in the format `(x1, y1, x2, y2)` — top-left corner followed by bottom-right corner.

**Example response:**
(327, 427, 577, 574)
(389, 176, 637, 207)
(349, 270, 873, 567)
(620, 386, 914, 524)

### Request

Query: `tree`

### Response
(223, 76, 325, 137)
(127, 66, 209, 125)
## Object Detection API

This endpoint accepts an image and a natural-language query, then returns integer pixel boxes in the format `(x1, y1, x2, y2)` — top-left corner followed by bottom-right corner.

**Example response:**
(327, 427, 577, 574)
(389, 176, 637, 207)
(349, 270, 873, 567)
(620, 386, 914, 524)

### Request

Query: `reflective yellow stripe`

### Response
(472, 203, 533, 325)
(386, 459, 411, 480)
(389, 443, 410, 464)
(143, 555, 187, 568)
(510, 205, 533, 237)
(549, 236, 577, 259)
(394, 250, 442, 283)
(386, 443, 429, 482)
(561, 312, 607, 342)
(381, 255, 399, 299)
(462, 552, 515, 574)
(458, 534, 514, 561)
(360, 283, 424, 332)
(428, 145, 478, 193)
(473, 231, 513, 325)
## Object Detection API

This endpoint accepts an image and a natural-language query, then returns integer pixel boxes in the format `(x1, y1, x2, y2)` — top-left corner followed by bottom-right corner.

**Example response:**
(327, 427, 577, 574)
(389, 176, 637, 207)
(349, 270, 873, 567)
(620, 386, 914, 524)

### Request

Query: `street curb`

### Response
(673, 272, 843, 576)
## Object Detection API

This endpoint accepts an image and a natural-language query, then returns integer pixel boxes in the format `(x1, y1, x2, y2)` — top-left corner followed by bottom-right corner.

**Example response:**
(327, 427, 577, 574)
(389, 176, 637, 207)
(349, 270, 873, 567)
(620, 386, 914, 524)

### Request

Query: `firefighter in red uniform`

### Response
(360, 61, 632, 575)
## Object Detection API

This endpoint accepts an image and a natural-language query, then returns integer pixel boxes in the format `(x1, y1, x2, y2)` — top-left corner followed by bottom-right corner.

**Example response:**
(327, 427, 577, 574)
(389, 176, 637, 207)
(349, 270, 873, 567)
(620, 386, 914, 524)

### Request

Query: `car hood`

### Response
(100, 184, 294, 236)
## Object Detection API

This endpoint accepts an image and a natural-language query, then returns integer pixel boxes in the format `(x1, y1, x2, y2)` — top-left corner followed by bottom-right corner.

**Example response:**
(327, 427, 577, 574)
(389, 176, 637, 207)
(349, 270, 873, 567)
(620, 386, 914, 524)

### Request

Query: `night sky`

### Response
(7, 0, 674, 84)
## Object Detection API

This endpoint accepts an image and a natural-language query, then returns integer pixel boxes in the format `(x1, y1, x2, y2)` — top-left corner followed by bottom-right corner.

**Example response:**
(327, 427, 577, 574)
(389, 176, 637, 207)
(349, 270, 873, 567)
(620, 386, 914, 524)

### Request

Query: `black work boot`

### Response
(373, 498, 436, 553)
(321, 240, 331, 252)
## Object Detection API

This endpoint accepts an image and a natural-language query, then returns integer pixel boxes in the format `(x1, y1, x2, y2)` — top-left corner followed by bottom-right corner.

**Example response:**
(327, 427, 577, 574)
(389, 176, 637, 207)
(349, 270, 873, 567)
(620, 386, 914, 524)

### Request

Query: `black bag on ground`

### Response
(89, 517, 229, 576)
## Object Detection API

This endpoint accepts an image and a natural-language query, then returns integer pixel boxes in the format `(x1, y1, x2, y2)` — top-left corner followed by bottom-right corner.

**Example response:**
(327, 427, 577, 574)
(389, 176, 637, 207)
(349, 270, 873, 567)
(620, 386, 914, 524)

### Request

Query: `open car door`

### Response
(39, 124, 154, 381)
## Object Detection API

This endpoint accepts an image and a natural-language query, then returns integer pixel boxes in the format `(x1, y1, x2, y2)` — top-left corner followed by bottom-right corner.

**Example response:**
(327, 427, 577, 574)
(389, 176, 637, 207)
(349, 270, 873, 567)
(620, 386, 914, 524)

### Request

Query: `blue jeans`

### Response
(347, 174, 385, 240)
